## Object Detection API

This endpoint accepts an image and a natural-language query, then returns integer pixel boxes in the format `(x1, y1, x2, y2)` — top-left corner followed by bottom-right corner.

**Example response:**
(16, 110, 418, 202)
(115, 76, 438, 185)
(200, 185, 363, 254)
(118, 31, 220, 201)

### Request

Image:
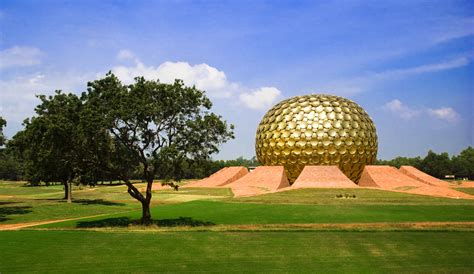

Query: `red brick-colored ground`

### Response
(227, 166, 290, 197)
(399, 166, 452, 187)
(450, 181, 474, 188)
(359, 165, 472, 199)
(292, 166, 357, 188)
(184, 166, 248, 188)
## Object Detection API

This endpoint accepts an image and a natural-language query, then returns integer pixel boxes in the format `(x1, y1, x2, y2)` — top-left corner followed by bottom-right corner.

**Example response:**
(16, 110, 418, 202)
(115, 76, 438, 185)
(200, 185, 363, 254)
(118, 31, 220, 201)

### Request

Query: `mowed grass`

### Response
(234, 188, 474, 205)
(1, 181, 474, 272)
(455, 188, 474, 195)
(1, 230, 473, 273)
(0, 181, 141, 224)
(40, 199, 474, 229)
(1, 181, 473, 227)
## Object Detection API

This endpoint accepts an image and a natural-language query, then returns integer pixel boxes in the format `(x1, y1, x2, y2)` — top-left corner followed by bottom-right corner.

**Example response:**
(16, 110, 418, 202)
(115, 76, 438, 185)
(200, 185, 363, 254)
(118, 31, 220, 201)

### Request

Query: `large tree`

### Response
(83, 73, 234, 224)
(9, 91, 83, 202)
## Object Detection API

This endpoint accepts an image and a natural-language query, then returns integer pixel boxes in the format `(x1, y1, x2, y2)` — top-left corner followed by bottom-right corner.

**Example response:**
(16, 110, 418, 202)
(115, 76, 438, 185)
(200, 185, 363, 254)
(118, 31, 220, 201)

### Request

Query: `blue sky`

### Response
(0, 0, 473, 160)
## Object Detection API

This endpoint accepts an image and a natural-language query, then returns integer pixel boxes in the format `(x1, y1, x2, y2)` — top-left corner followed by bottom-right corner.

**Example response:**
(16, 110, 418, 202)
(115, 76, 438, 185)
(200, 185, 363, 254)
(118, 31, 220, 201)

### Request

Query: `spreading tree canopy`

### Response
(83, 73, 234, 224)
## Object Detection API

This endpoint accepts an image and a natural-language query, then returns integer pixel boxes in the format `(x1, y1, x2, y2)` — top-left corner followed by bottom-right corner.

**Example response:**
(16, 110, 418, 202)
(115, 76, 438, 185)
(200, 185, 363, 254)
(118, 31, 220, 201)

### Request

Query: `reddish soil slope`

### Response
(399, 166, 452, 187)
(457, 181, 474, 187)
(292, 166, 357, 188)
(359, 165, 472, 199)
(185, 167, 248, 188)
(227, 166, 290, 197)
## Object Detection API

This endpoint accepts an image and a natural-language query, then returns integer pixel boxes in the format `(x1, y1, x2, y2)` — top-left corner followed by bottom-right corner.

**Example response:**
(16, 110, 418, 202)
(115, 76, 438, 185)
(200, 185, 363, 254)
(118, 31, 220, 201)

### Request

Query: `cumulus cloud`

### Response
(0, 49, 284, 135)
(112, 50, 281, 104)
(383, 99, 461, 123)
(239, 87, 282, 110)
(428, 107, 460, 123)
(112, 60, 241, 98)
(383, 99, 421, 120)
(0, 46, 43, 69)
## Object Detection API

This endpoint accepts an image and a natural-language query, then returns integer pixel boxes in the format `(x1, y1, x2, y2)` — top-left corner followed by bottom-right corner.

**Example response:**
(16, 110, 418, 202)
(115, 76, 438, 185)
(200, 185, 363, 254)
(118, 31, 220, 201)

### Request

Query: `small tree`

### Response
(84, 73, 234, 224)
(9, 92, 83, 202)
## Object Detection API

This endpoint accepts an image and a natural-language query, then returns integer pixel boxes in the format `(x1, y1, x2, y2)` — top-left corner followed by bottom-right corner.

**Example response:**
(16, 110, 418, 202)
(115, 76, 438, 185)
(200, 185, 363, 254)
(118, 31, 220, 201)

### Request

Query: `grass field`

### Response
(1, 180, 473, 272)
(1, 231, 473, 273)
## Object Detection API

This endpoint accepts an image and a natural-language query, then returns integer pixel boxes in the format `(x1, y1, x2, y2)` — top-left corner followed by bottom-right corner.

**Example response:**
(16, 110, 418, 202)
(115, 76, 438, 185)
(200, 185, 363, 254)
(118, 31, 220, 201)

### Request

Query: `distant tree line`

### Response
(375, 147, 474, 179)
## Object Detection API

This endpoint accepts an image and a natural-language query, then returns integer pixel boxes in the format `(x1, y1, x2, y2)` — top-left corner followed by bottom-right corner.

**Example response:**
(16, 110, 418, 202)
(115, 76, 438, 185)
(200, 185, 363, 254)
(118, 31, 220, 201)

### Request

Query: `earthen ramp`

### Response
(399, 166, 451, 187)
(227, 166, 290, 197)
(359, 165, 472, 199)
(185, 166, 248, 188)
(292, 166, 357, 188)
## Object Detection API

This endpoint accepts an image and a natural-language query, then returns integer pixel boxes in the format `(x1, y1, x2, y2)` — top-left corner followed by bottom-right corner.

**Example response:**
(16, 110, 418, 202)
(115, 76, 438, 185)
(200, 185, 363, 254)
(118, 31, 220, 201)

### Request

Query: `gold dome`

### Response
(255, 94, 378, 183)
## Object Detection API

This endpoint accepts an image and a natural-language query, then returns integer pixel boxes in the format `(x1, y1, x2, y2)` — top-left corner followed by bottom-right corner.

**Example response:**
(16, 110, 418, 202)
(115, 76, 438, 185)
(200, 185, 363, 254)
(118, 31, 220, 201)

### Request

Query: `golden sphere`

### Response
(255, 94, 378, 183)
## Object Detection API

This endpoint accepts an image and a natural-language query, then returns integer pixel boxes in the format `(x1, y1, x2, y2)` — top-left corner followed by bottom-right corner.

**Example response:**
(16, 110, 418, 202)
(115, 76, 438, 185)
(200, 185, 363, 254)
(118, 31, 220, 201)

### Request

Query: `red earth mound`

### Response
(359, 165, 472, 199)
(454, 181, 474, 188)
(399, 166, 452, 187)
(184, 166, 248, 188)
(292, 166, 357, 188)
(227, 166, 290, 197)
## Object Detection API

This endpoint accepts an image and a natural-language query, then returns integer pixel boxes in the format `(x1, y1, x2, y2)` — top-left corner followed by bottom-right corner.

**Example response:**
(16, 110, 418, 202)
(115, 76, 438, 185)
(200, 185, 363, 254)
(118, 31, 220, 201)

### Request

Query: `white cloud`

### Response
(117, 49, 136, 61)
(428, 107, 460, 123)
(374, 58, 469, 79)
(0, 50, 283, 136)
(383, 99, 421, 120)
(432, 17, 474, 44)
(383, 99, 461, 123)
(0, 72, 92, 126)
(239, 87, 282, 110)
(321, 57, 471, 95)
(0, 46, 43, 69)
(112, 50, 281, 103)
(112, 60, 241, 98)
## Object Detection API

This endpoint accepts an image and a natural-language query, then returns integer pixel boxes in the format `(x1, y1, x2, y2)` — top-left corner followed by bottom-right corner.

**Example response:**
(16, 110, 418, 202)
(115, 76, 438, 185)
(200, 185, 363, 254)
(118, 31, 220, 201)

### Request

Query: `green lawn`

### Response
(1, 230, 473, 273)
(1, 180, 473, 272)
(455, 188, 474, 195)
(39, 200, 474, 229)
(234, 188, 474, 205)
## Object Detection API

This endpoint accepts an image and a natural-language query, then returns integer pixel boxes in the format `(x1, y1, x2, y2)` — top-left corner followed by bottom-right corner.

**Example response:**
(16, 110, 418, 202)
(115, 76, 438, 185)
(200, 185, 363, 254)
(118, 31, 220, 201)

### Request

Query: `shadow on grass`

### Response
(0, 205, 32, 222)
(0, 201, 19, 206)
(77, 216, 215, 228)
(73, 199, 126, 206)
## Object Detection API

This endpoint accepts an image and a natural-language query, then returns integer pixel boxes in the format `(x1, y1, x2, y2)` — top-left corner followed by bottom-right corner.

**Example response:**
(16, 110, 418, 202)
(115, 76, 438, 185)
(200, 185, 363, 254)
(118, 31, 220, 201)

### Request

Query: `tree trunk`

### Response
(141, 200, 152, 225)
(63, 181, 69, 200)
(67, 181, 72, 203)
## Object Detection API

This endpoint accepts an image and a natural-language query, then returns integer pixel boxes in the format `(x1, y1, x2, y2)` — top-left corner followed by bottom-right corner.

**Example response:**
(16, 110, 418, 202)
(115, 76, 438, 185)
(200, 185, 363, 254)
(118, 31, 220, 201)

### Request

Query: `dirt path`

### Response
(23, 221, 474, 232)
(0, 211, 134, 231)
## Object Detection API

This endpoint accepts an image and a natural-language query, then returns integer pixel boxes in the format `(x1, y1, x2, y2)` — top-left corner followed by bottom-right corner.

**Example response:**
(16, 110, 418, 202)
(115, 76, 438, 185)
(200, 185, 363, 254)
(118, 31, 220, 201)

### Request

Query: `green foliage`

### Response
(0, 116, 6, 147)
(375, 156, 422, 168)
(452, 146, 474, 179)
(376, 147, 474, 179)
(0, 152, 21, 180)
(83, 73, 234, 223)
(8, 91, 83, 186)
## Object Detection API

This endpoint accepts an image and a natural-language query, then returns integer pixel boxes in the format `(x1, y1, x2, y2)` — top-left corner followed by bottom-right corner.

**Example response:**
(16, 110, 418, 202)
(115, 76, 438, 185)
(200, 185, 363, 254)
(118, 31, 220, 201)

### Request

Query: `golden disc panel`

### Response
(255, 94, 378, 183)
